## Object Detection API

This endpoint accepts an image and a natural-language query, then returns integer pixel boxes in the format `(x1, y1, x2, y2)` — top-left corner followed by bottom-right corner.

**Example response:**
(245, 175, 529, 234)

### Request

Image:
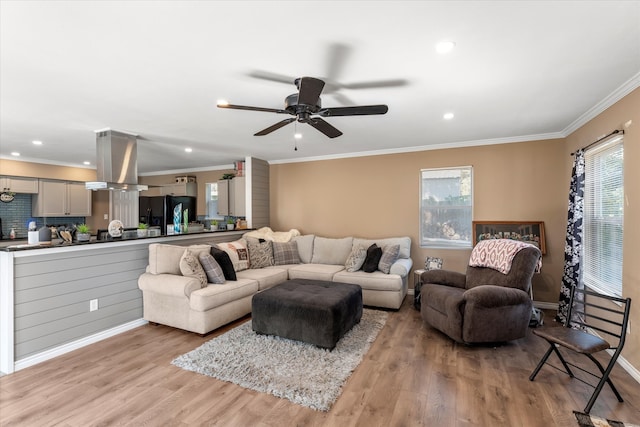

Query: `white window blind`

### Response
(582, 136, 624, 297)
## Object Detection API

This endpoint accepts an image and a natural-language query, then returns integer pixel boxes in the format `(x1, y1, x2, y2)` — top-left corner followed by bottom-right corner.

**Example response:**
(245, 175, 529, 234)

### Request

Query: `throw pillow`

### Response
(198, 252, 225, 284)
(210, 246, 237, 281)
(216, 239, 250, 271)
(362, 243, 383, 273)
(246, 237, 274, 269)
(179, 249, 207, 287)
(293, 234, 315, 263)
(345, 245, 367, 272)
(273, 241, 301, 265)
(378, 244, 400, 274)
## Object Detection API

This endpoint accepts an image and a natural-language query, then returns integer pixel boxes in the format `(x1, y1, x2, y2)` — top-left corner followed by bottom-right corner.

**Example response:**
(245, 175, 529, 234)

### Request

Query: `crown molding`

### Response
(562, 71, 640, 136)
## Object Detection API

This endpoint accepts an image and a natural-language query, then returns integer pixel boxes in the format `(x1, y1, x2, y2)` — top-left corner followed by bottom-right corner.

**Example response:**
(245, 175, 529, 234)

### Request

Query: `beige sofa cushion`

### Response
(333, 270, 404, 292)
(311, 236, 353, 265)
(288, 263, 346, 282)
(189, 279, 259, 312)
(236, 268, 288, 291)
(148, 243, 211, 275)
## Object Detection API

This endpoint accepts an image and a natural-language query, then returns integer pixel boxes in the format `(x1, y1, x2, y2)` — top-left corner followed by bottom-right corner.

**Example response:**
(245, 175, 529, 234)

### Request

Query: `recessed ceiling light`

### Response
(83, 161, 91, 165)
(443, 112, 455, 120)
(436, 40, 456, 54)
(32, 140, 43, 145)
(11, 152, 20, 156)
(185, 147, 193, 153)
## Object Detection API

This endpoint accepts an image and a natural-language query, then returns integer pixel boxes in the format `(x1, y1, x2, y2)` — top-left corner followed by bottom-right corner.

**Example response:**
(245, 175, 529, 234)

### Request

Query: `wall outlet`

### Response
(89, 299, 98, 312)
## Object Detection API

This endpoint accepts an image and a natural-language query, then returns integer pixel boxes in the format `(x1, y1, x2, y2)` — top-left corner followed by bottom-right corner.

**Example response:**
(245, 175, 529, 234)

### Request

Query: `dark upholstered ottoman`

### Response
(251, 279, 363, 349)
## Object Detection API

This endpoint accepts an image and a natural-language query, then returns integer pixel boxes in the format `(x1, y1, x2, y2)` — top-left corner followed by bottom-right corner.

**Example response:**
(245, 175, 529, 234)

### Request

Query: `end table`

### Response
(413, 269, 426, 310)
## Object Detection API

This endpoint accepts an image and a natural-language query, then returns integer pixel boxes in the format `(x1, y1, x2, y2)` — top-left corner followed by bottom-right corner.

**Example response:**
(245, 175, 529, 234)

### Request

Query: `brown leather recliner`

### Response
(420, 245, 541, 344)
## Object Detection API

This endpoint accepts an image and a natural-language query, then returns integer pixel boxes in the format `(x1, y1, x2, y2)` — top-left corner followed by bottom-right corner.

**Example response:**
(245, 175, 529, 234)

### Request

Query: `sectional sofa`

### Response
(137, 233, 412, 334)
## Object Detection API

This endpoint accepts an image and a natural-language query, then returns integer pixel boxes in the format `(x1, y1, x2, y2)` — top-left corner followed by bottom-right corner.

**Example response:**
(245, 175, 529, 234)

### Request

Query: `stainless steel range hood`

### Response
(86, 129, 148, 191)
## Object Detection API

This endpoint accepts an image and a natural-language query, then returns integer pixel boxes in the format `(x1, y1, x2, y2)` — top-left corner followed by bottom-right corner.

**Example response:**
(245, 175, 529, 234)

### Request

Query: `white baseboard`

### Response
(14, 319, 148, 372)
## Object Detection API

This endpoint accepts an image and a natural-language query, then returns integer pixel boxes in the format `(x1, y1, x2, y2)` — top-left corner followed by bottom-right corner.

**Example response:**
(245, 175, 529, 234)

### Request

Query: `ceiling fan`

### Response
(217, 76, 388, 138)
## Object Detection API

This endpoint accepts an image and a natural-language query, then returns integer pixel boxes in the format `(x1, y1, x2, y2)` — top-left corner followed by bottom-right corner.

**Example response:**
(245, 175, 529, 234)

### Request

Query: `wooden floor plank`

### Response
(1, 300, 639, 426)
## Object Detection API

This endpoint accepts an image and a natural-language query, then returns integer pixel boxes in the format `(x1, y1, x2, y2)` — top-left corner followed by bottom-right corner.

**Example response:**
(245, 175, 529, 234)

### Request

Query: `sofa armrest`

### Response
(138, 272, 202, 298)
(463, 285, 530, 308)
(421, 269, 466, 289)
(390, 257, 413, 276)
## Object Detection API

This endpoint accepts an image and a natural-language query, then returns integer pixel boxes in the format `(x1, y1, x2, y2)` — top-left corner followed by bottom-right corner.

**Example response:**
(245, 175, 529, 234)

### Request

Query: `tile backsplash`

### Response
(0, 194, 85, 239)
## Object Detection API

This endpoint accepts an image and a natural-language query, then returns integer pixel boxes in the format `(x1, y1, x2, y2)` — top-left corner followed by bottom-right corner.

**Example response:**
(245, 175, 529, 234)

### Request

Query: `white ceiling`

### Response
(1, 1, 639, 175)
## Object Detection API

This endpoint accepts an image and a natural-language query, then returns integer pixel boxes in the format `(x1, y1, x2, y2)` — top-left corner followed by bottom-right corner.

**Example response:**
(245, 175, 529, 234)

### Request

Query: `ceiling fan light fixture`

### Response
(436, 40, 456, 54)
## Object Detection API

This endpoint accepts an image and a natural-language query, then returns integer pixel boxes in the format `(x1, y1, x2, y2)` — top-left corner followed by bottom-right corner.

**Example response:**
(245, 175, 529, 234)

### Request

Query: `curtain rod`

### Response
(570, 129, 624, 156)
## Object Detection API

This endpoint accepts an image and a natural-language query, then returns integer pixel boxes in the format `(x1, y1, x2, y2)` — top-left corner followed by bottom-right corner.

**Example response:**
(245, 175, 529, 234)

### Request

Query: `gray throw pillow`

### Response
(198, 252, 225, 284)
(246, 238, 274, 269)
(273, 241, 301, 265)
(345, 245, 366, 272)
(378, 244, 400, 274)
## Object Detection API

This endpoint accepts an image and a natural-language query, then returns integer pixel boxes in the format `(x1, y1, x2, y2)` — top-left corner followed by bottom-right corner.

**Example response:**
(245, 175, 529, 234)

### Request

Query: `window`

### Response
(205, 182, 224, 220)
(420, 167, 473, 248)
(583, 136, 624, 297)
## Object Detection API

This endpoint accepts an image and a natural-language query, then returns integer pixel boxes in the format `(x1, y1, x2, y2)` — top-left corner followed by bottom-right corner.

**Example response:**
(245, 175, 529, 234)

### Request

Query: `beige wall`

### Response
(0, 160, 96, 182)
(271, 138, 566, 303)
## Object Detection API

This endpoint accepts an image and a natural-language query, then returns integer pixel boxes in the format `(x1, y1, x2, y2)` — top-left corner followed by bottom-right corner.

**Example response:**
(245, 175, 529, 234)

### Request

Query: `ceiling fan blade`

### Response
(341, 79, 409, 90)
(325, 43, 351, 82)
(247, 70, 296, 85)
(307, 117, 343, 138)
(218, 103, 290, 115)
(254, 118, 296, 136)
(297, 77, 325, 106)
(317, 104, 388, 117)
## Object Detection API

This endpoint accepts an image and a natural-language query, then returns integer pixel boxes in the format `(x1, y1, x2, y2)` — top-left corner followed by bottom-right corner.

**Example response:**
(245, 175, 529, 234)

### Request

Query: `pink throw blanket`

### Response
(469, 239, 542, 274)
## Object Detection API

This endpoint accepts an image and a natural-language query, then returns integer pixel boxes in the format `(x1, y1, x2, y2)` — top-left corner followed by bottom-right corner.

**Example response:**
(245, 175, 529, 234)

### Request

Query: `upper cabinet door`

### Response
(33, 180, 67, 216)
(0, 176, 38, 193)
(66, 182, 92, 216)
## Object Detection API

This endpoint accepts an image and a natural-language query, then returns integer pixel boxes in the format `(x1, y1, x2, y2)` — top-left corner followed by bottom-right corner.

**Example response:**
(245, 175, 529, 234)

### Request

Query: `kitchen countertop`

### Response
(0, 229, 251, 252)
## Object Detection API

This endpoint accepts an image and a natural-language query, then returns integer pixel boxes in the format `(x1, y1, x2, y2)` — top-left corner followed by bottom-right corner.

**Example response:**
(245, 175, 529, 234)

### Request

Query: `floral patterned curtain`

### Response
(556, 149, 585, 324)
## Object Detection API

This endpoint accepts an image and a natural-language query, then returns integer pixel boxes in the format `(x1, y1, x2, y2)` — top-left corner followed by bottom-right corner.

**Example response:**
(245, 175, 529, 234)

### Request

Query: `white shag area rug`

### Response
(172, 308, 388, 411)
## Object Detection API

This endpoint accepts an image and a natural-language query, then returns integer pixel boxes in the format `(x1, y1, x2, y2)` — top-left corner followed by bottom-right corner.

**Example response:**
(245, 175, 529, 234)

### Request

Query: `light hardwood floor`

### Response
(1, 299, 639, 426)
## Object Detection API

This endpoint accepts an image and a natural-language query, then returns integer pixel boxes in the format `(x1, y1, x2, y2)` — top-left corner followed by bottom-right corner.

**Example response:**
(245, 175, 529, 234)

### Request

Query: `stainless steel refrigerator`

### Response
(139, 195, 196, 235)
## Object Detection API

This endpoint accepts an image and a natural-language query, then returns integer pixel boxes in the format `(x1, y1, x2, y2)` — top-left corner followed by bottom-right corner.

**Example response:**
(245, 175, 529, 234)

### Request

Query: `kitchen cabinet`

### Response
(140, 182, 197, 197)
(160, 182, 197, 197)
(0, 176, 38, 193)
(32, 180, 92, 216)
(217, 177, 245, 216)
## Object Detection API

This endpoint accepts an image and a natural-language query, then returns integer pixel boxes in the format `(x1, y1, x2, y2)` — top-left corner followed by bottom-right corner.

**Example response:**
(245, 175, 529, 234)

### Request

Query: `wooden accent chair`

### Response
(529, 286, 631, 414)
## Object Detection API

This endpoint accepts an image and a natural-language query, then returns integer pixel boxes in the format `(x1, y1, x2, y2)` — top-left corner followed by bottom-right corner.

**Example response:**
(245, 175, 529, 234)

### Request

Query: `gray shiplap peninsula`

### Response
(0, 230, 245, 374)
